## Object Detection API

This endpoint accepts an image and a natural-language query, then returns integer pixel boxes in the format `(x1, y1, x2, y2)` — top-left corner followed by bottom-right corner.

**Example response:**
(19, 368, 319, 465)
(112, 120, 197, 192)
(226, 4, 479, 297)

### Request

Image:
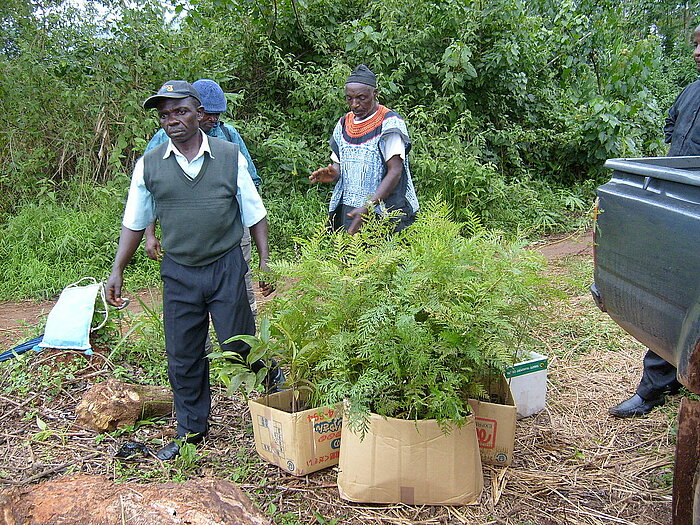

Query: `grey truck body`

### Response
(592, 156, 700, 391)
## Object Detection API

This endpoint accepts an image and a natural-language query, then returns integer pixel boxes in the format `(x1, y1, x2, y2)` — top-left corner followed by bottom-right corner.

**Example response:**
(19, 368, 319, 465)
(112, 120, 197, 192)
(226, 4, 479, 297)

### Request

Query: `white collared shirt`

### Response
(122, 131, 266, 230)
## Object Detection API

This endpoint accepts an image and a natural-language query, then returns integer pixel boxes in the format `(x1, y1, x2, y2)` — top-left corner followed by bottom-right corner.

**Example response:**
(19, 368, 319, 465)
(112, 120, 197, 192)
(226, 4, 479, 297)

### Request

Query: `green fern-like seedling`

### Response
(220, 199, 549, 430)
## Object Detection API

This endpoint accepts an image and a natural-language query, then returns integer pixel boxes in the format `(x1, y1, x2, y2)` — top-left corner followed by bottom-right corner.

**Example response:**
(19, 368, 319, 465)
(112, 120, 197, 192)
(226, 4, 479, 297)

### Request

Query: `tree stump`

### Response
(0, 475, 272, 525)
(76, 378, 173, 432)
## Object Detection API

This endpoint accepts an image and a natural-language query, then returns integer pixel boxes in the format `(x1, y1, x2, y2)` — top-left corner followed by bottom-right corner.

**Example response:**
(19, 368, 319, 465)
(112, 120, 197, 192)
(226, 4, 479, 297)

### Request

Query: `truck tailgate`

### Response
(595, 156, 700, 370)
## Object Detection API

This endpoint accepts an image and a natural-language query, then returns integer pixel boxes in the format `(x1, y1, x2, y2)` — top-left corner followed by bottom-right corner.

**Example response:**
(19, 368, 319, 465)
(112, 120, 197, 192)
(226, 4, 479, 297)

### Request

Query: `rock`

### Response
(75, 378, 174, 432)
(0, 475, 272, 525)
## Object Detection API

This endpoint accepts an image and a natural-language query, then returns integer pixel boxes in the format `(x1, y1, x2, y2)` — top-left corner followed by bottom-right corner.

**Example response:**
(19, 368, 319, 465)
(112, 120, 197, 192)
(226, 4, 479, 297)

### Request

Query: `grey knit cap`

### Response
(346, 64, 376, 87)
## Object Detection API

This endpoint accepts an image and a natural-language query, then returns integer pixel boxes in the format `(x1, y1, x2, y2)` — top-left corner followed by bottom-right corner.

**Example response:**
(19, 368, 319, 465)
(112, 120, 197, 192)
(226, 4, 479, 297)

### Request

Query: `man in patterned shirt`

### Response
(310, 65, 419, 234)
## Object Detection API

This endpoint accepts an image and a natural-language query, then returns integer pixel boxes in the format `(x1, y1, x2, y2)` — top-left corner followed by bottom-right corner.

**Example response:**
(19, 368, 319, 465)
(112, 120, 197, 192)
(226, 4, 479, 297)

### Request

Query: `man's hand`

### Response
(145, 233, 162, 260)
(144, 222, 162, 260)
(258, 279, 275, 297)
(106, 226, 145, 307)
(310, 163, 339, 184)
(106, 270, 126, 307)
(343, 155, 403, 235)
(250, 218, 274, 296)
(257, 259, 275, 297)
(346, 206, 368, 235)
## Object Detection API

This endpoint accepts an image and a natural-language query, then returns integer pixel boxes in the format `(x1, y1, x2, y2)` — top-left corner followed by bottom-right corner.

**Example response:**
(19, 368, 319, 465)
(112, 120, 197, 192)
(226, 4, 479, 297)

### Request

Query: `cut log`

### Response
(0, 474, 272, 525)
(75, 378, 173, 432)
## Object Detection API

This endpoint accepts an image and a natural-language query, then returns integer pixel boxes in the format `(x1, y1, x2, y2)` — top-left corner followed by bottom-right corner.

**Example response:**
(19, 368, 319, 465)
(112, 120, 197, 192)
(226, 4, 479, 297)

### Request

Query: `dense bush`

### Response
(241, 200, 548, 430)
(0, 0, 698, 298)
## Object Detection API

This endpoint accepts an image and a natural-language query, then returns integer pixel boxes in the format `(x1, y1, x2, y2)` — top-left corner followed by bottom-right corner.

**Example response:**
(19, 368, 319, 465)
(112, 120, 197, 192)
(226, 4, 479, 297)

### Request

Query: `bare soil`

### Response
(0, 230, 676, 525)
(530, 229, 594, 260)
(0, 288, 161, 350)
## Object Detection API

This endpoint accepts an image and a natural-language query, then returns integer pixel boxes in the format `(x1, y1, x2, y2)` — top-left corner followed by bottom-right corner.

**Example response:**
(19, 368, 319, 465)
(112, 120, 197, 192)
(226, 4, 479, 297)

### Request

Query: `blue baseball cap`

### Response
(192, 79, 227, 114)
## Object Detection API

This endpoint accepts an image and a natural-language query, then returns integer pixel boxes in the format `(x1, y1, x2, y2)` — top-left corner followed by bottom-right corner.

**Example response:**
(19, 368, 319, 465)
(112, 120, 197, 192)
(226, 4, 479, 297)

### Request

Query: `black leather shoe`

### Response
(608, 394, 665, 418)
(155, 432, 205, 461)
(155, 440, 181, 461)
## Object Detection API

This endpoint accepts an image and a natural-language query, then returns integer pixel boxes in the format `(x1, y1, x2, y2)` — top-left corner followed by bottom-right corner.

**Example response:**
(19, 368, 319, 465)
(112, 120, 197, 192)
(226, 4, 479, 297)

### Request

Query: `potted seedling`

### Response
(213, 199, 546, 493)
(209, 315, 342, 476)
(259, 199, 546, 504)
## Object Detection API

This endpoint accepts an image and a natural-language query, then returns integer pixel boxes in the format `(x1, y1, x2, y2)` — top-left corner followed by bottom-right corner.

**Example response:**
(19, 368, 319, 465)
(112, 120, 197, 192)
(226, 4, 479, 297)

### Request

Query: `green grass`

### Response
(107, 297, 169, 386)
(272, 511, 303, 525)
(0, 182, 329, 300)
(549, 255, 595, 295)
(0, 182, 160, 300)
(528, 251, 651, 368)
(0, 169, 594, 301)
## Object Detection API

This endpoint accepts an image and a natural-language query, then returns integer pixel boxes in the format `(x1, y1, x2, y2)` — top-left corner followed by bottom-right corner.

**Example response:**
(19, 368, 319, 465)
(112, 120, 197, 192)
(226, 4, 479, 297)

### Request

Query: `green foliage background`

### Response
(0, 0, 698, 298)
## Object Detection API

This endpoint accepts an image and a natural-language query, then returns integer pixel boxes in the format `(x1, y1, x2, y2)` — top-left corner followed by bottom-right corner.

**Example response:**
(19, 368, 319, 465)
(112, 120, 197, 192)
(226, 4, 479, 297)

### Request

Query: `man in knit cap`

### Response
(144, 79, 260, 317)
(310, 64, 419, 234)
(106, 80, 280, 461)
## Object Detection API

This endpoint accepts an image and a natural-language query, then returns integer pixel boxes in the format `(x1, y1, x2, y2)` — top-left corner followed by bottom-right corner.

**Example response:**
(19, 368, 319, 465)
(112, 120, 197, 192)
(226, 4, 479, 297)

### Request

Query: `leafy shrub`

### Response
(263, 190, 328, 260)
(0, 0, 697, 299)
(254, 199, 548, 432)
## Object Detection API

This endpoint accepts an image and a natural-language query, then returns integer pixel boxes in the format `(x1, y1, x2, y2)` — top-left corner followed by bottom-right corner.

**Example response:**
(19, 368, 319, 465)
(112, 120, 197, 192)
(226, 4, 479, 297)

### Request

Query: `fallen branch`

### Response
(5, 452, 101, 485)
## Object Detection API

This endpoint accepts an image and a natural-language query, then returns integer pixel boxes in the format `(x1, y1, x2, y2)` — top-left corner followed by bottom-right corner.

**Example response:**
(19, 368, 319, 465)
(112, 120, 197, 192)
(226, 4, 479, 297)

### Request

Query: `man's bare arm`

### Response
(106, 226, 145, 306)
(249, 217, 273, 296)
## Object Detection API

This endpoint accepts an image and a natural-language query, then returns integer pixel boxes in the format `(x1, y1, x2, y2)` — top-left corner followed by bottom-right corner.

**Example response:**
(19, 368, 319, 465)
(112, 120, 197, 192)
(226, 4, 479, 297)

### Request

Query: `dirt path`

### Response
(0, 289, 160, 350)
(531, 228, 594, 260)
(0, 299, 52, 348)
(0, 283, 277, 350)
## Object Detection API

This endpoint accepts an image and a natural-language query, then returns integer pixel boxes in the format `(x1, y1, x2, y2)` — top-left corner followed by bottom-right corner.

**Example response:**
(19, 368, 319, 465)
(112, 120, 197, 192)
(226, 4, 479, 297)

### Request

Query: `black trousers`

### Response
(636, 349, 682, 400)
(161, 247, 255, 436)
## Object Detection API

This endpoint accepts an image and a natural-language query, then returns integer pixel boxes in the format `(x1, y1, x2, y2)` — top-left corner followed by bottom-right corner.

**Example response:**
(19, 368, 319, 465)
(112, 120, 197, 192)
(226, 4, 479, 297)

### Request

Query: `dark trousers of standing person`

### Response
(636, 349, 682, 400)
(161, 246, 255, 437)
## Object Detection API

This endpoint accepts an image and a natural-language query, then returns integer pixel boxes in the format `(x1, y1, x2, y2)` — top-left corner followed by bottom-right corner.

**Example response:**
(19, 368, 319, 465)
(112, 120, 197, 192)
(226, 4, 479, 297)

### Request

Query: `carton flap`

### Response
(467, 375, 517, 466)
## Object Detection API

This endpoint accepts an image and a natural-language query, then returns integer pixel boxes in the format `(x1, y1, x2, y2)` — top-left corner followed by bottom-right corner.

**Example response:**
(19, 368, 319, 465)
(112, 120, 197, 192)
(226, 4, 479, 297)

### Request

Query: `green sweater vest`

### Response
(143, 138, 243, 266)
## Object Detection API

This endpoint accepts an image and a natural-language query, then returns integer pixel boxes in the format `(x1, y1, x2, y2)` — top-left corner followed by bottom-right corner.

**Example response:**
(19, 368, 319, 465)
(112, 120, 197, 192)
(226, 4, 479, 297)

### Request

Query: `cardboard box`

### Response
(505, 351, 548, 418)
(468, 375, 517, 467)
(248, 390, 342, 476)
(337, 413, 483, 505)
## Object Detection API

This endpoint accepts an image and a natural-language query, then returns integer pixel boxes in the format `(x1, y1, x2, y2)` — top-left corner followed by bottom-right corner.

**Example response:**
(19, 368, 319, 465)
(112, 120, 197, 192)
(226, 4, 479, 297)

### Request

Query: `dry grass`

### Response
(0, 245, 678, 524)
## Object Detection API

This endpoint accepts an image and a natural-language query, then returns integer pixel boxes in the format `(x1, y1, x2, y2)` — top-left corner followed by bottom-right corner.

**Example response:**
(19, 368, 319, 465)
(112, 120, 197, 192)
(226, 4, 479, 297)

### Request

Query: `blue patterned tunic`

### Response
(329, 105, 419, 219)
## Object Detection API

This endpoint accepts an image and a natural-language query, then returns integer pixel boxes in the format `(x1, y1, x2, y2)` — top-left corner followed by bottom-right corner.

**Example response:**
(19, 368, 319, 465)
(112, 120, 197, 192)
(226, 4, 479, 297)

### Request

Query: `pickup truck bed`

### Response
(592, 156, 700, 392)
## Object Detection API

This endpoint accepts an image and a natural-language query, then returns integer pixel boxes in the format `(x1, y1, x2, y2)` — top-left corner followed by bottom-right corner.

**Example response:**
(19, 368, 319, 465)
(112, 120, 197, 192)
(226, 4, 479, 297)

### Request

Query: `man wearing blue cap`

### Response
(106, 80, 279, 460)
(310, 64, 419, 234)
(144, 79, 260, 317)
